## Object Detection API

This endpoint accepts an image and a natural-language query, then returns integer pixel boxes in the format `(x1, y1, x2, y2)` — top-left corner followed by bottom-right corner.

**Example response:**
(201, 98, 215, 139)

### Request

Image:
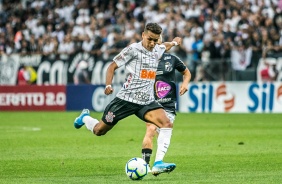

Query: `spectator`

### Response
(18, 39, 31, 55)
(251, 32, 263, 68)
(29, 35, 39, 54)
(231, 41, 252, 71)
(57, 34, 76, 60)
(42, 36, 57, 59)
(17, 66, 30, 85)
(81, 34, 94, 53)
(52, 24, 65, 43)
(73, 60, 91, 85)
(191, 33, 204, 79)
(31, 20, 46, 39)
(91, 35, 104, 61)
(260, 59, 278, 81)
(182, 29, 195, 68)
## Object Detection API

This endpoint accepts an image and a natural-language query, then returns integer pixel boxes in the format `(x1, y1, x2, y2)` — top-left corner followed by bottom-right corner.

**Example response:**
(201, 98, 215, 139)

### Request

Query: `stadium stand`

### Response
(0, 0, 282, 82)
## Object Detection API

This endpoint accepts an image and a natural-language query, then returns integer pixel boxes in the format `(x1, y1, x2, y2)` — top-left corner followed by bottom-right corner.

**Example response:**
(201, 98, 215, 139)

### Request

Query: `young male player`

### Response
(141, 36, 191, 176)
(73, 23, 182, 172)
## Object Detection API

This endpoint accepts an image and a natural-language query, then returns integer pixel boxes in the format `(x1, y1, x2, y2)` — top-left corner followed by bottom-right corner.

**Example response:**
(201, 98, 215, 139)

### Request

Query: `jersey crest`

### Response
(165, 62, 173, 72)
(105, 111, 115, 123)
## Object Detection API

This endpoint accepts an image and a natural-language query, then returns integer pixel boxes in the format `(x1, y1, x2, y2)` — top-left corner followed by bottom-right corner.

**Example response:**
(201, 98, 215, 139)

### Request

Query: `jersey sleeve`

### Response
(173, 55, 187, 72)
(156, 44, 166, 60)
(113, 44, 135, 67)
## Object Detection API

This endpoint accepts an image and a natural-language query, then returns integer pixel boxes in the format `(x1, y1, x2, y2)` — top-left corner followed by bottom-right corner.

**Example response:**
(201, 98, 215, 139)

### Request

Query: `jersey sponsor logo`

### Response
(164, 56, 171, 60)
(165, 62, 172, 72)
(105, 111, 115, 123)
(156, 71, 163, 75)
(140, 69, 156, 79)
(155, 81, 171, 98)
(157, 98, 171, 103)
(141, 63, 150, 69)
(133, 91, 150, 101)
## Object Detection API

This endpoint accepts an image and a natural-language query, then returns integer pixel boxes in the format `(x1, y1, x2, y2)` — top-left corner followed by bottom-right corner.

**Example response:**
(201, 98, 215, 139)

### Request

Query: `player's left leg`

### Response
(137, 103, 175, 176)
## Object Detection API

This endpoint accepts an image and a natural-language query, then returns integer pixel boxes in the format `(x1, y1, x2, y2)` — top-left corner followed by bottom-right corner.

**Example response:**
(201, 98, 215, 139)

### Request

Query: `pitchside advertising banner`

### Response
(0, 82, 282, 113)
(178, 82, 282, 113)
(0, 85, 66, 111)
(0, 85, 121, 111)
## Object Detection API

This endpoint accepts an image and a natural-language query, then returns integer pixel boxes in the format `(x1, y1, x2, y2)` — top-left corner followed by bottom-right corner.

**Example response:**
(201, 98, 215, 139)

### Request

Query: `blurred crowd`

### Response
(1, 0, 282, 81)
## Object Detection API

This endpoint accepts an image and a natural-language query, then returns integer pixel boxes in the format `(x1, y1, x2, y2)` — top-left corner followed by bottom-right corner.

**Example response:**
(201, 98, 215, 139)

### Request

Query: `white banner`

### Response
(178, 82, 282, 113)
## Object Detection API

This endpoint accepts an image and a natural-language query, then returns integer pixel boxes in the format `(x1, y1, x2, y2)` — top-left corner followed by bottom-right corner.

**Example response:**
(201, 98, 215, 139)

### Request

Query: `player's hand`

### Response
(179, 85, 188, 96)
(172, 37, 182, 46)
(104, 85, 113, 95)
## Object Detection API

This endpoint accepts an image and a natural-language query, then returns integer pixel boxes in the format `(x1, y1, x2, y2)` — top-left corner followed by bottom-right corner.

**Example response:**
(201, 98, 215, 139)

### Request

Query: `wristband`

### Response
(172, 41, 178, 46)
(105, 85, 112, 89)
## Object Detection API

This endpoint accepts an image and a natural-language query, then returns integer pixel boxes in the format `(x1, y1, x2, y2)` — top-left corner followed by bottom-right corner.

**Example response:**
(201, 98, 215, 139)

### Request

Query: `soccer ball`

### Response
(125, 157, 148, 180)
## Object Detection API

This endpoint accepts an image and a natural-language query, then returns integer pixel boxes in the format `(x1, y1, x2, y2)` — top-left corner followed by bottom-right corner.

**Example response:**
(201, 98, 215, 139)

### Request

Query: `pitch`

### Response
(0, 112, 282, 183)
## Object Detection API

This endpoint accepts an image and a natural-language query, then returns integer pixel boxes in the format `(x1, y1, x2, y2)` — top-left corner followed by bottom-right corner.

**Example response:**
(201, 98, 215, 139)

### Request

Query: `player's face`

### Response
(142, 31, 160, 51)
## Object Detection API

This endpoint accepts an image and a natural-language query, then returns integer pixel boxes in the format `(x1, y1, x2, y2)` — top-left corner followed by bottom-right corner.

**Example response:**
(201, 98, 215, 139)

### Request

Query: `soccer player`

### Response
(74, 23, 181, 172)
(141, 37, 191, 176)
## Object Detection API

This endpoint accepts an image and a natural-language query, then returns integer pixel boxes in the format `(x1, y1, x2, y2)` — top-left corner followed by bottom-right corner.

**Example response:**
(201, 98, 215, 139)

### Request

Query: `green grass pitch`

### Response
(0, 112, 282, 184)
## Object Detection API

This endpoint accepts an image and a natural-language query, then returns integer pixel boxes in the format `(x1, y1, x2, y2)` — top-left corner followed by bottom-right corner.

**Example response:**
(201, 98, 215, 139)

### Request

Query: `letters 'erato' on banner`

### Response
(178, 82, 282, 113)
(0, 85, 66, 111)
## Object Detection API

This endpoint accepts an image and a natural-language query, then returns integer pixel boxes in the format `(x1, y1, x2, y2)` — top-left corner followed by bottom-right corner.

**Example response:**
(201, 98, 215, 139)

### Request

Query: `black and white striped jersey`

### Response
(113, 42, 166, 105)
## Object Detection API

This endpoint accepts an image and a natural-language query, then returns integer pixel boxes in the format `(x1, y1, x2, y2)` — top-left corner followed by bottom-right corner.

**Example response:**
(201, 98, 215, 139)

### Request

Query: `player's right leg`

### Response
(142, 123, 157, 172)
(74, 109, 113, 136)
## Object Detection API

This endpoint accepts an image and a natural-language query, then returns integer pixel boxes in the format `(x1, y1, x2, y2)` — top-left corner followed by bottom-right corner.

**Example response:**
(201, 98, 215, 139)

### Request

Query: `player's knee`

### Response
(161, 118, 173, 128)
(93, 128, 107, 136)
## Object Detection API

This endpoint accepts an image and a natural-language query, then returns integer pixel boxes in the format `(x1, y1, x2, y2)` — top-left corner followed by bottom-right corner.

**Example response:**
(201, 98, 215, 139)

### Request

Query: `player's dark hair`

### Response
(144, 23, 162, 34)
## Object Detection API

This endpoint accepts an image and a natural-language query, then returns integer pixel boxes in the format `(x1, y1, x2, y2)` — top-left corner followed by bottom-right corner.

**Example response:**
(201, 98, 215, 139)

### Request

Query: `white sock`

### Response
(154, 128, 172, 163)
(82, 116, 99, 133)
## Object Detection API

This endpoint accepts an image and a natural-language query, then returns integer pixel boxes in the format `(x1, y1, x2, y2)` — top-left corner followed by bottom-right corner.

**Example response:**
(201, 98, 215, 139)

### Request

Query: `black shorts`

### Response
(101, 97, 163, 126)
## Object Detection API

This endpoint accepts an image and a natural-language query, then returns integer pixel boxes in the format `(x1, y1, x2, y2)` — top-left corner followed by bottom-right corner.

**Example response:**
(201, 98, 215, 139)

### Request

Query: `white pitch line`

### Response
(22, 127, 41, 131)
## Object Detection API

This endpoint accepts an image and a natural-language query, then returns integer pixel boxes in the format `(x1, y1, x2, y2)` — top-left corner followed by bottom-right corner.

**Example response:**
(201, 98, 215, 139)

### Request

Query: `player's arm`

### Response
(105, 62, 118, 95)
(162, 37, 182, 51)
(105, 44, 134, 95)
(179, 68, 191, 96)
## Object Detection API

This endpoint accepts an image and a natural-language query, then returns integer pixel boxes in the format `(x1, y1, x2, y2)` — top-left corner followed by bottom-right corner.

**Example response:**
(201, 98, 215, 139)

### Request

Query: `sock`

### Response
(142, 148, 152, 165)
(82, 116, 99, 133)
(154, 128, 172, 163)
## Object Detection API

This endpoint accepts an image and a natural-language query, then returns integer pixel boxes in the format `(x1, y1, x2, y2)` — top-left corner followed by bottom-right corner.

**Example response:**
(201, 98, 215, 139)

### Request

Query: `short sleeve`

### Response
(113, 45, 134, 67)
(173, 55, 187, 72)
(155, 44, 166, 60)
